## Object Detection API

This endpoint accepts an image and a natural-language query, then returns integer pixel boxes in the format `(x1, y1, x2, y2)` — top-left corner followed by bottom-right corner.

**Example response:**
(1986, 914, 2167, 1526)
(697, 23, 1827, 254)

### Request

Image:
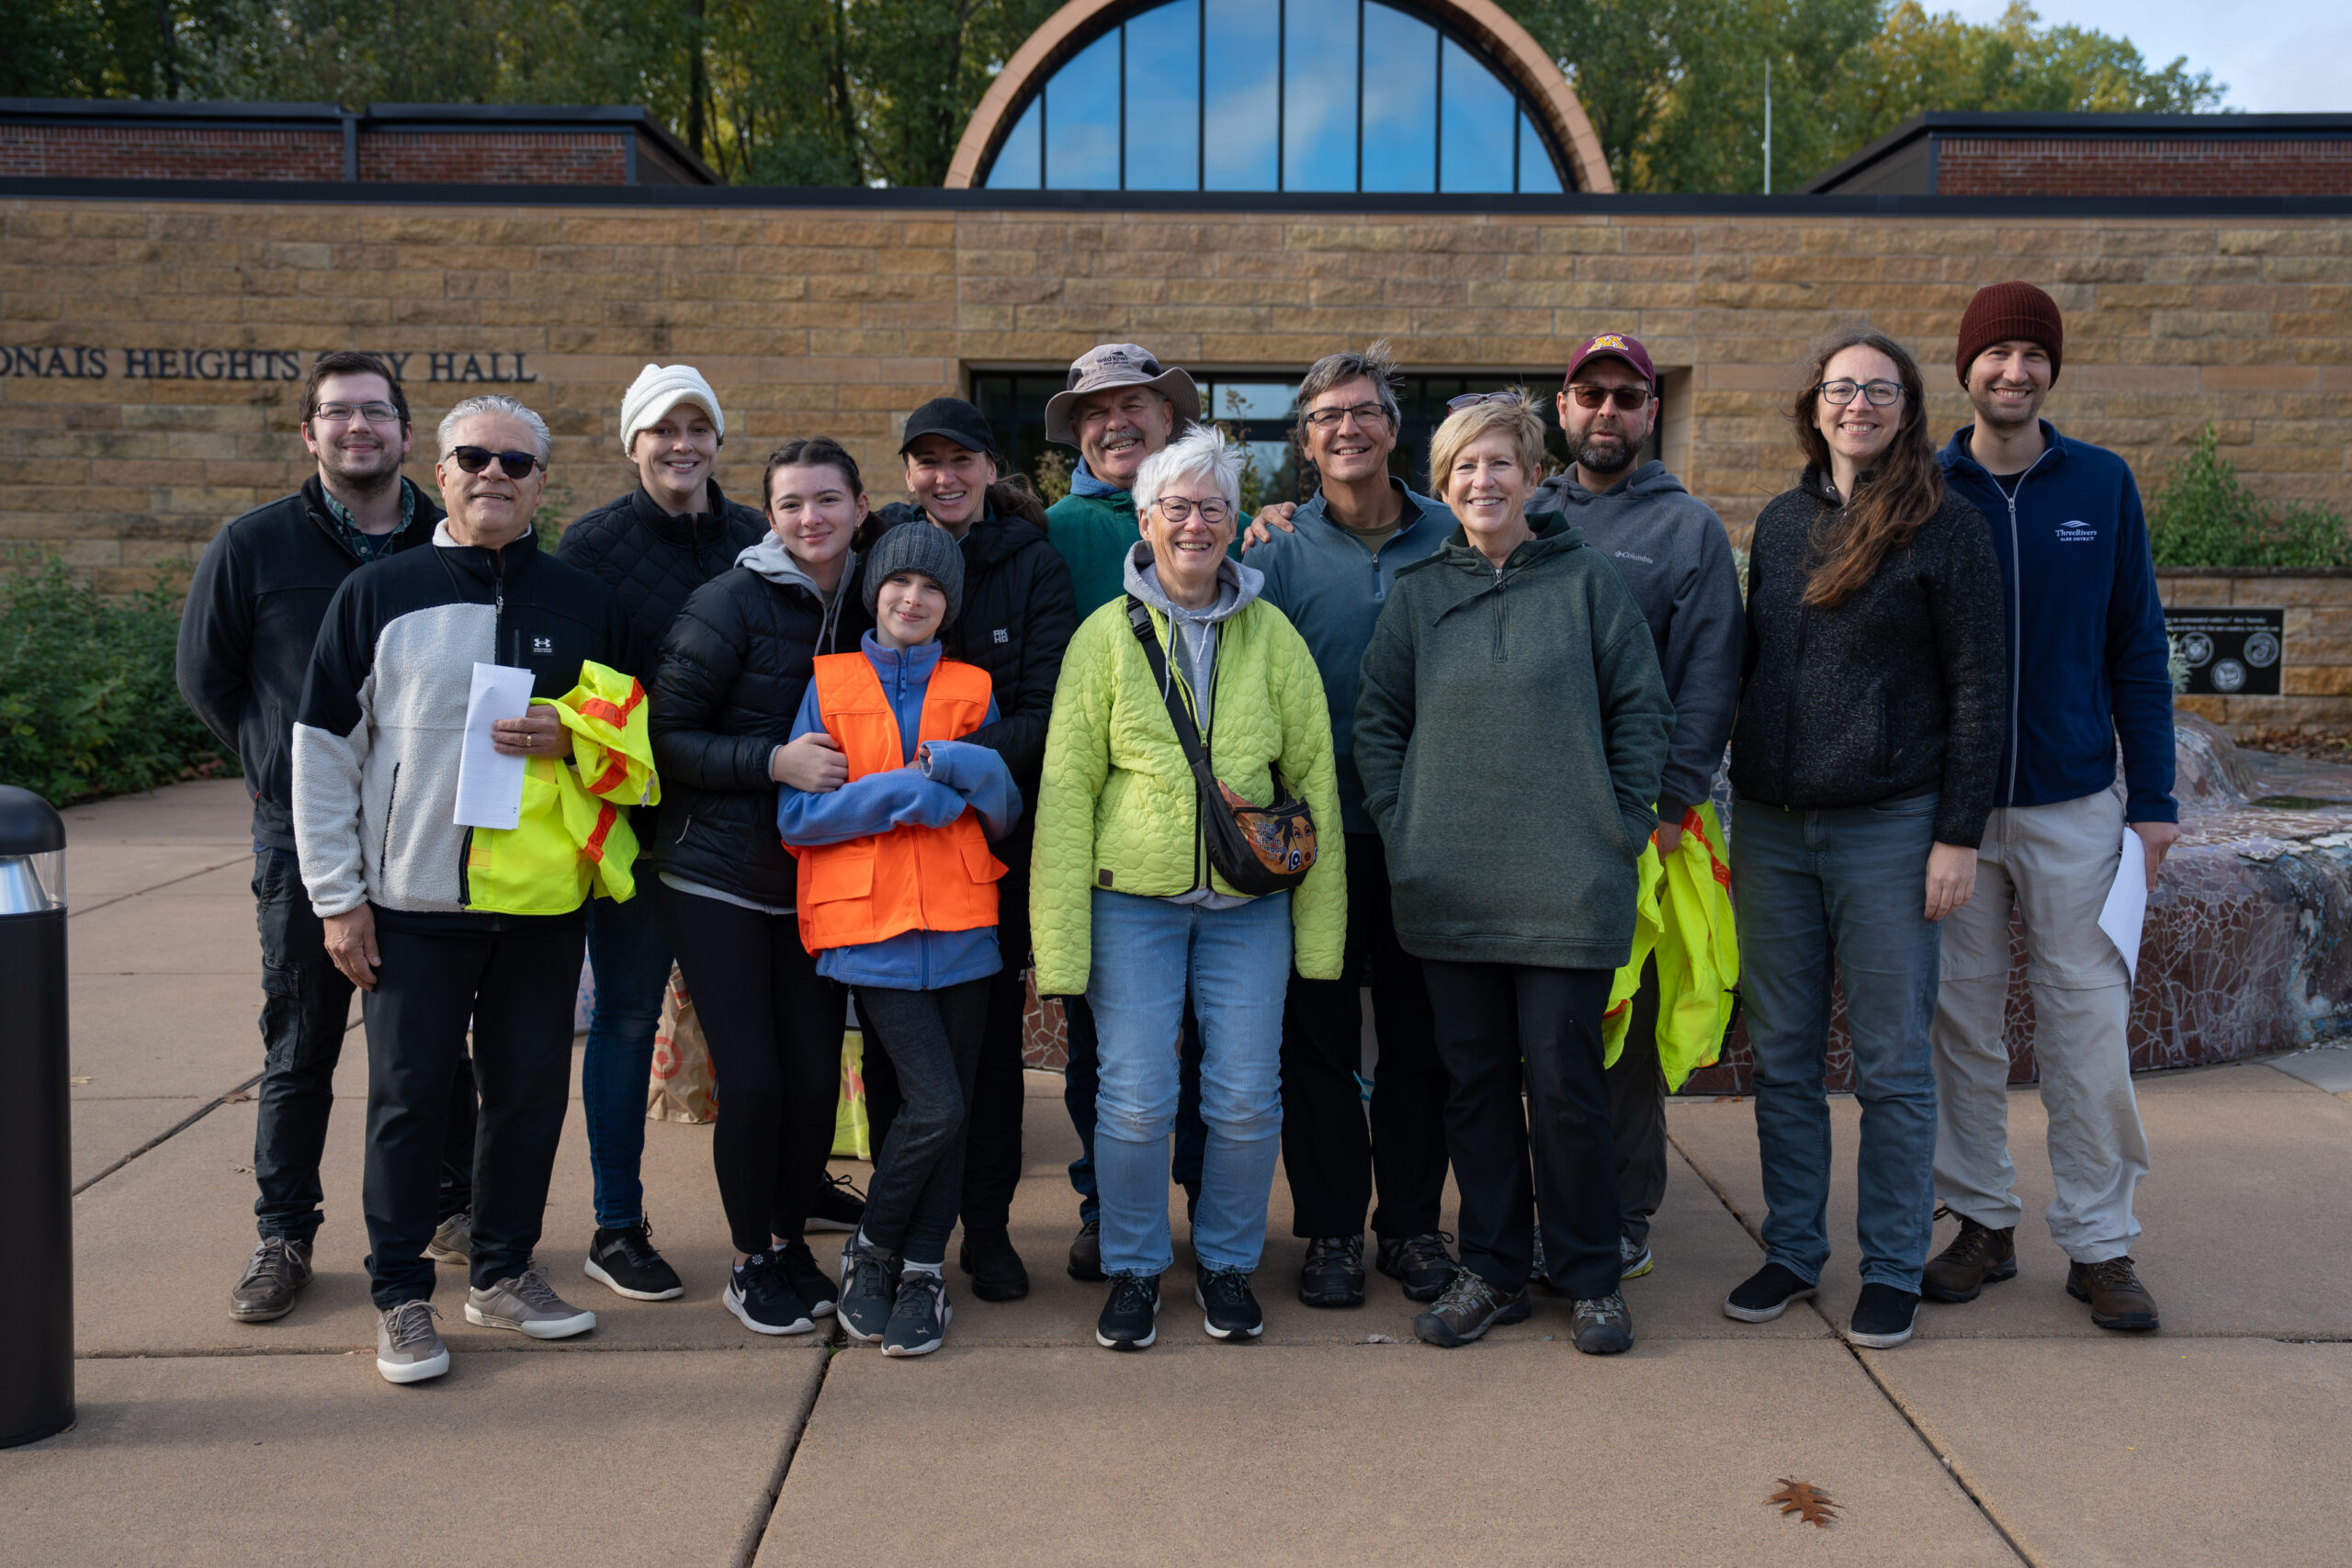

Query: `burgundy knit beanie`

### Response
(1955, 281, 2064, 386)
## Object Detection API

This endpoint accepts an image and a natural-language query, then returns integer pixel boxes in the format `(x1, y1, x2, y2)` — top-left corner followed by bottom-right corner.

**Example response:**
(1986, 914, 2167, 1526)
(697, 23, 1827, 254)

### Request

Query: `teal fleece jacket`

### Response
(1352, 513, 1675, 970)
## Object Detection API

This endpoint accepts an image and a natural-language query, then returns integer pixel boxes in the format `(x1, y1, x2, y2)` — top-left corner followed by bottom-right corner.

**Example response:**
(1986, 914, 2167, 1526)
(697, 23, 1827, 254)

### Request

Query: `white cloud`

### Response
(1938, 0, 2352, 112)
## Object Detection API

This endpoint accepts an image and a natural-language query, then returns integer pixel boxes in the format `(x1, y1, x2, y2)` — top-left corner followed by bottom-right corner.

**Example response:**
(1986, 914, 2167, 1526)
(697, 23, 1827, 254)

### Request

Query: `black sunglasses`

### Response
(1565, 384, 1652, 411)
(447, 446, 542, 478)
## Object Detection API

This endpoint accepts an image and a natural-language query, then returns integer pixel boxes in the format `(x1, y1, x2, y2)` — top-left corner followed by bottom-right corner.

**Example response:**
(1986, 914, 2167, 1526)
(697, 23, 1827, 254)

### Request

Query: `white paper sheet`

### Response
(2098, 826, 2150, 983)
(453, 662, 537, 830)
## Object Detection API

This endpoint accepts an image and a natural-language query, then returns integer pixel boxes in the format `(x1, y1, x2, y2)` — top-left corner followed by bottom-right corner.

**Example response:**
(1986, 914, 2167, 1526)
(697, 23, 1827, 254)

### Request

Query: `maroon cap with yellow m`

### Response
(1564, 333, 1655, 391)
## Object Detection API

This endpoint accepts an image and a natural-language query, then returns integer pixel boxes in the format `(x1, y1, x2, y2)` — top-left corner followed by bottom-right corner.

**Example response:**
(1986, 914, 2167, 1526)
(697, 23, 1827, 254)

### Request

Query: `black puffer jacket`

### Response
(649, 537, 872, 907)
(556, 480, 765, 671)
(1729, 468, 2007, 849)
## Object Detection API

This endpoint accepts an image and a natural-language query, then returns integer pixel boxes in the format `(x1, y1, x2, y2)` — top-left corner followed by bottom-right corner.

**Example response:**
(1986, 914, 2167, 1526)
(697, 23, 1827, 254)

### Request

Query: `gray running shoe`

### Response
(1571, 1292, 1634, 1355)
(426, 1211, 472, 1265)
(1620, 1235, 1655, 1280)
(231, 1236, 313, 1322)
(464, 1266, 597, 1339)
(1413, 1269, 1532, 1348)
(375, 1300, 450, 1383)
(837, 1236, 899, 1345)
(881, 1269, 952, 1358)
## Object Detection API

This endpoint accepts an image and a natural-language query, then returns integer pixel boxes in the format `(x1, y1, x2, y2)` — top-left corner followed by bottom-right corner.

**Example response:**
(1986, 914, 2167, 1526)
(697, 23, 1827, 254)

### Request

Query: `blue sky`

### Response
(1943, 1, 2351, 112)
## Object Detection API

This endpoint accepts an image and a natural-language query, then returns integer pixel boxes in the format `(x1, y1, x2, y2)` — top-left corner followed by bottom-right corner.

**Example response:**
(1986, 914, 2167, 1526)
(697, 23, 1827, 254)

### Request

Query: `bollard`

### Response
(0, 784, 73, 1447)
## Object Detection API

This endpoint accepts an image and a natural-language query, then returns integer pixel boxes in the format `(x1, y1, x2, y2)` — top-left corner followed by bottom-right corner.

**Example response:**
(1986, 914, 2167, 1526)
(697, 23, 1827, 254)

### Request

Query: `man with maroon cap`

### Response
(1928, 281, 2177, 1332)
(1527, 333, 1746, 1282)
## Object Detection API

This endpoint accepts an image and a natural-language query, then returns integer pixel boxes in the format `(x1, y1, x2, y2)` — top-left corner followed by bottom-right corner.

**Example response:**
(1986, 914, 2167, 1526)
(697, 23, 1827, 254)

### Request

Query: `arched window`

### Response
(981, 0, 1567, 194)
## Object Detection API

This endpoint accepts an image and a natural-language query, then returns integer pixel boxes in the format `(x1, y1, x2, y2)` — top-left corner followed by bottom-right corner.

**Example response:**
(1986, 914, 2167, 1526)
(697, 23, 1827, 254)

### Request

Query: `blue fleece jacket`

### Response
(1249, 478, 1450, 833)
(1937, 422, 2177, 823)
(776, 633, 1023, 988)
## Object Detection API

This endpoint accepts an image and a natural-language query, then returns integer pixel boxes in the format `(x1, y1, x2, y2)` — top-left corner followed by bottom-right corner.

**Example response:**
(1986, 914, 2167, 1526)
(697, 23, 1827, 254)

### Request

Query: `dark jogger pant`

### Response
(861, 960, 1029, 1233)
(1605, 954, 1669, 1249)
(854, 979, 991, 1267)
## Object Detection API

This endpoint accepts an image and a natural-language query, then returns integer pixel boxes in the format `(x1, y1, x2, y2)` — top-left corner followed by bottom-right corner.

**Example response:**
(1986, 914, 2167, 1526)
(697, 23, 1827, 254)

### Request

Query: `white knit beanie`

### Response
(619, 364, 724, 455)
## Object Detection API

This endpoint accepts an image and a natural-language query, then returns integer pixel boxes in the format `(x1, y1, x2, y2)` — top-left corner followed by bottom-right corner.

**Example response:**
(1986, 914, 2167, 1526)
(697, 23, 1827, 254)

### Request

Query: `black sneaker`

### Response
(1067, 1217, 1106, 1282)
(1848, 1282, 1919, 1349)
(1298, 1235, 1365, 1308)
(583, 1220, 684, 1302)
(1571, 1292, 1634, 1355)
(1095, 1273, 1161, 1351)
(230, 1236, 313, 1322)
(1724, 1262, 1819, 1323)
(725, 1251, 816, 1337)
(808, 1172, 865, 1235)
(1197, 1268, 1264, 1340)
(882, 1269, 952, 1358)
(1413, 1269, 1532, 1348)
(957, 1225, 1031, 1301)
(774, 1238, 837, 1317)
(838, 1236, 899, 1344)
(1375, 1232, 1457, 1303)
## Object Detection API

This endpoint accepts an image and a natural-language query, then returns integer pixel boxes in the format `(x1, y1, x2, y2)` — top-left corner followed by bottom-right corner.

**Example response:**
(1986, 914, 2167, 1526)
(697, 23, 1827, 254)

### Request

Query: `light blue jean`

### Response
(1086, 889, 1293, 1278)
(1733, 794, 1944, 1294)
(581, 888, 675, 1231)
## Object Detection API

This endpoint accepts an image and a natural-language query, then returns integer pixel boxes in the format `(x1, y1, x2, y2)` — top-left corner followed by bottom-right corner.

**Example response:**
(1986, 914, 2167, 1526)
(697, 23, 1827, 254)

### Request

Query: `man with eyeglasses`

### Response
(1925, 282, 2177, 1333)
(293, 394, 643, 1382)
(1526, 333, 1746, 1286)
(179, 350, 478, 1326)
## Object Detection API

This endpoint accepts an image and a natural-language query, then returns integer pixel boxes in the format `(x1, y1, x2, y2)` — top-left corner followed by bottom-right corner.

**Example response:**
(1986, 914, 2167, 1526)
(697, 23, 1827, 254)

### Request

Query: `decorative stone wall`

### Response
(2161, 569, 2352, 733)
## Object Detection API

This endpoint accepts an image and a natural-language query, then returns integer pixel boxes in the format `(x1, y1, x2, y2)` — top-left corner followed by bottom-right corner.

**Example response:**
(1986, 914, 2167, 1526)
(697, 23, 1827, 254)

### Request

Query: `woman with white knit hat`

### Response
(553, 364, 770, 1303)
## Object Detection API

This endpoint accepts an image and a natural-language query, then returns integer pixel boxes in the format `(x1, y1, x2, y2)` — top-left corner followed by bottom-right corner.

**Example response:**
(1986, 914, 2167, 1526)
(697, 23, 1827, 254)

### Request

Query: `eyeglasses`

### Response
(447, 446, 543, 479)
(1818, 379, 1904, 408)
(1564, 384, 1652, 412)
(1150, 495, 1235, 525)
(1446, 390, 1523, 412)
(1302, 402, 1393, 430)
(312, 401, 402, 426)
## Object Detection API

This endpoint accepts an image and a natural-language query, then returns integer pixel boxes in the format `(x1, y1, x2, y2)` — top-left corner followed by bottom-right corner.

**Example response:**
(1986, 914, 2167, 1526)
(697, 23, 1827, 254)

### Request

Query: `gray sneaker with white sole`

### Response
(465, 1266, 597, 1339)
(376, 1300, 450, 1383)
(426, 1211, 472, 1265)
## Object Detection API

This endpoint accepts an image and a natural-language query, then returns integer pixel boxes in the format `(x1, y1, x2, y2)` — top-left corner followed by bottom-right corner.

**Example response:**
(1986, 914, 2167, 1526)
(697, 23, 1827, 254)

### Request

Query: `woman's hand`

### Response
(1924, 841, 1978, 923)
(772, 731, 848, 791)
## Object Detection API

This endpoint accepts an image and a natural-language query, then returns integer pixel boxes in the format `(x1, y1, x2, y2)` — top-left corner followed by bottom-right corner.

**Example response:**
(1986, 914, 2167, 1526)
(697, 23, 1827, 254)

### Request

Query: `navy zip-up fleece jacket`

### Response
(1937, 423, 2177, 824)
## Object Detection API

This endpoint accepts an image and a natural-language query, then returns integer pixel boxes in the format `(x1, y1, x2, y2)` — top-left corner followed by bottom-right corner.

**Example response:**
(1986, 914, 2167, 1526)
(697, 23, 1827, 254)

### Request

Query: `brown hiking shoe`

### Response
(2067, 1256, 2160, 1331)
(1920, 1213, 2017, 1303)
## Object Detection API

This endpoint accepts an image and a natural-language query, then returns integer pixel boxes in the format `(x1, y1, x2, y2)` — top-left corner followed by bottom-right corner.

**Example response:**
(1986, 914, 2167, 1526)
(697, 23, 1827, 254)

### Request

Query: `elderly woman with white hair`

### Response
(1032, 426, 1346, 1350)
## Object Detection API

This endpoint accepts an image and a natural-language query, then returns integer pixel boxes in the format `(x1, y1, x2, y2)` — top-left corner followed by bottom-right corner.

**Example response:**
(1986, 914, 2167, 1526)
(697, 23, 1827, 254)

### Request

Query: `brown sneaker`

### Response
(1920, 1213, 2017, 1303)
(2067, 1257, 2159, 1331)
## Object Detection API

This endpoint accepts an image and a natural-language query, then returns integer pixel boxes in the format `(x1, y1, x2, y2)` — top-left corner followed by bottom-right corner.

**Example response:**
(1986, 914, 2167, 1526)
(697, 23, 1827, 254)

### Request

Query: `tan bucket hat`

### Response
(1043, 343, 1203, 446)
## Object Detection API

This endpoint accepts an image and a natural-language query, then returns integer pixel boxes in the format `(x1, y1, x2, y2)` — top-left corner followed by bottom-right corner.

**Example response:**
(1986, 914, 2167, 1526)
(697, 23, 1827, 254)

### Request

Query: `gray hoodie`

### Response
(1528, 460, 1744, 818)
(737, 531, 858, 647)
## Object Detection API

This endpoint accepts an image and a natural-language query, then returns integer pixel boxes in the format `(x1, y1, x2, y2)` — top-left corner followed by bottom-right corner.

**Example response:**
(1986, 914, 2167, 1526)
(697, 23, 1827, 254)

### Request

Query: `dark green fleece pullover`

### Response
(1352, 513, 1675, 970)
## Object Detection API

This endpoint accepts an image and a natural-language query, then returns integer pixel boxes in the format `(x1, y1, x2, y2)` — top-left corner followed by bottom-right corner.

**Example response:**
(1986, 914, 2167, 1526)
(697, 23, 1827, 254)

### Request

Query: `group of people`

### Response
(177, 276, 2178, 1386)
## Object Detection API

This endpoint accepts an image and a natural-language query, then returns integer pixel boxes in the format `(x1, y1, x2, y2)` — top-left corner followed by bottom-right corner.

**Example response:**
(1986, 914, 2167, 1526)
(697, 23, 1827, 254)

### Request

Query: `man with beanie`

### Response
(1928, 281, 2178, 1332)
(557, 363, 764, 1303)
(858, 398, 1076, 1302)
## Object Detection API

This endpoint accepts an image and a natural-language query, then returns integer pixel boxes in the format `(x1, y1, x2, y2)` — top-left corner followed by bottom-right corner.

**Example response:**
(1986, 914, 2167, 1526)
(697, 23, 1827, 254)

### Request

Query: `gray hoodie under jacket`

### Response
(1528, 460, 1745, 820)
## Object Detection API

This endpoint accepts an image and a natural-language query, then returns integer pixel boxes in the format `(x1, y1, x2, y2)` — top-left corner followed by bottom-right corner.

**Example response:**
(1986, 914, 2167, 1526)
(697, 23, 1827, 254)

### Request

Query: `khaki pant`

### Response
(1930, 790, 2149, 1263)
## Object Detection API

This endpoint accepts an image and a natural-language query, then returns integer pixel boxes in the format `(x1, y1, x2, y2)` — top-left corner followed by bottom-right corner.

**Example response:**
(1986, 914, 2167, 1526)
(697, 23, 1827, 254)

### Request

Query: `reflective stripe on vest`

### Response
(796, 652, 1005, 953)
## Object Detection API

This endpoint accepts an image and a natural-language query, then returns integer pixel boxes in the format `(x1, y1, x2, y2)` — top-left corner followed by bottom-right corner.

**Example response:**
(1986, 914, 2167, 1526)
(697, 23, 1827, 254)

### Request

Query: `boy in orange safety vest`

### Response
(778, 522, 1022, 1358)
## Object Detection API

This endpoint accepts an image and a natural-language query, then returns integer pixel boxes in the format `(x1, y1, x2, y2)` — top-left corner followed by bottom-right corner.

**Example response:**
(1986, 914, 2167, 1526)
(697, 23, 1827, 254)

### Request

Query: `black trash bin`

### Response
(0, 784, 73, 1447)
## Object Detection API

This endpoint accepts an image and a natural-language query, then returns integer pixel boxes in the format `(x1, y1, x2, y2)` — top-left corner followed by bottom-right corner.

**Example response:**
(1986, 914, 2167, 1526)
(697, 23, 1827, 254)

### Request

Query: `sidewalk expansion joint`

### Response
(77, 1341, 831, 1360)
(67, 856, 249, 919)
(729, 1333, 838, 1567)
(72, 1072, 264, 1197)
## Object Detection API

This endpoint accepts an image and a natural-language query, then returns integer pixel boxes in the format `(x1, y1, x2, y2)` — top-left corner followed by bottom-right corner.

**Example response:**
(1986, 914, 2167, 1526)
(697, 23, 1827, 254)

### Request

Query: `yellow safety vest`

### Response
(1604, 801, 1740, 1090)
(464, 661, 661, 916)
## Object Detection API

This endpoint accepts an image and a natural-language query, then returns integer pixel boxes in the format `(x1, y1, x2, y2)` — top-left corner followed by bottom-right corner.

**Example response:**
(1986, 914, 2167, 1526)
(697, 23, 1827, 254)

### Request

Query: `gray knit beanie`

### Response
(862, 519, 965, 628)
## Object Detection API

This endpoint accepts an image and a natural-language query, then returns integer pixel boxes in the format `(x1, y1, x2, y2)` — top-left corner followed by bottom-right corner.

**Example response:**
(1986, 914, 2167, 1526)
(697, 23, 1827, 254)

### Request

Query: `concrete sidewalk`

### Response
(6, 780, 2349, 1566)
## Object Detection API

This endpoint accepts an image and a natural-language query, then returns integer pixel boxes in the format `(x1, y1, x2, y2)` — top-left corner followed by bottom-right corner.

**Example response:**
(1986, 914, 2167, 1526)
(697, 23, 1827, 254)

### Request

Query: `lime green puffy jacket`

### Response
(1031, 595, 1347, 997)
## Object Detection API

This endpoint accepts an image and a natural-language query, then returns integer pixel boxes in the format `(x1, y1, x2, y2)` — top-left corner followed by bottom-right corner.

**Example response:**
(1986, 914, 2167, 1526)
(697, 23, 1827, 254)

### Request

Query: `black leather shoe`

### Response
(1067, 1217, 1106, 1282)
(957, 1226, 1032, 1301)
(1375, 1232, 1458, 1303)
(1297, 1234, 1366, 1307)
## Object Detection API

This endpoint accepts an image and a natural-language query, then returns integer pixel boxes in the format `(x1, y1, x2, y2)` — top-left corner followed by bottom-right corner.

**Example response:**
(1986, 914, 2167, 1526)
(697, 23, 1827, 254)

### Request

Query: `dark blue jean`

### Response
(1733, 795, 1945, 1293)
(1060, 990, 1204, 1226)
(580, 888, 674, 1230)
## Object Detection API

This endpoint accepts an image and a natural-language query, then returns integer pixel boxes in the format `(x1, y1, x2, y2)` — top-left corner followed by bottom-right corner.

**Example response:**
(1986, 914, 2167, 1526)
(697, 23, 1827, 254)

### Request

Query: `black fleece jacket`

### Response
(1729, 468, 2007, 848)
(176, 476, 440, 854)
(556, 480, 765, 674)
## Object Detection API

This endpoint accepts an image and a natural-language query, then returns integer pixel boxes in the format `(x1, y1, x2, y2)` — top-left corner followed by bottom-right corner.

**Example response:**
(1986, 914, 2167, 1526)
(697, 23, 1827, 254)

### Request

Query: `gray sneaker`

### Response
(1620, 1235, 1654, 1280)
(881, 1269, 952, 1358)
(464, 1266, 597, 1339)
(426, 1211, 472, 1265)
(837, 1236, 899, 1345)
(375, 1300, 450, 1383)
(231, 1236, 313, 1322)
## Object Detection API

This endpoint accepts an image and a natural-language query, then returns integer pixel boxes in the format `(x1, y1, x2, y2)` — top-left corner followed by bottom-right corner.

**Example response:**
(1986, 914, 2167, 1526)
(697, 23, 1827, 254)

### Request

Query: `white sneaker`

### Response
(465, 1266, 597, 1339)
(376, 1301, 450, 1384)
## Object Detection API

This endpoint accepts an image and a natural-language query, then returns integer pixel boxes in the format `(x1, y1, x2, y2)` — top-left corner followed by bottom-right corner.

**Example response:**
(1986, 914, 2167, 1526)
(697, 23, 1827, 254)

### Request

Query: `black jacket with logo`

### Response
(556, 480, 765, 672)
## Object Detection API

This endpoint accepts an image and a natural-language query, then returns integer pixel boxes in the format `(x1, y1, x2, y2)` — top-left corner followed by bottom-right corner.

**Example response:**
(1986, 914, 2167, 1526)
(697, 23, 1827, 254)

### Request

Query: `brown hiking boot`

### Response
(1920, 1213, 2017, 1303)
(2067, 1256, 2160, 1331)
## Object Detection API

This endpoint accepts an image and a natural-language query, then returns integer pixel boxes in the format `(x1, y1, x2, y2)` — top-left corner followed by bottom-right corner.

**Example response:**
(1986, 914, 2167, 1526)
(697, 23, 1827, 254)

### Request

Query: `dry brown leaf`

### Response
(70, 1076, 92, 1086)
(1768, 1478, 1839, 1528)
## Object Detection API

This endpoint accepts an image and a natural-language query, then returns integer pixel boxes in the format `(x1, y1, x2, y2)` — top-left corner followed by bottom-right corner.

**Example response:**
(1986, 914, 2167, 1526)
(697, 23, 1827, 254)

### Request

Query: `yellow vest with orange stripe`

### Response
(795, 652, 1004, 953)
(464, 660, 660, 916)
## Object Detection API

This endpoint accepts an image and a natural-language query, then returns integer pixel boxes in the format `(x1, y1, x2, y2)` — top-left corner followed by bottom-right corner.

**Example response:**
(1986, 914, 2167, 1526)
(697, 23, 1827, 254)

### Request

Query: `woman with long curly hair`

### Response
(1720, 329, 2006, 1351)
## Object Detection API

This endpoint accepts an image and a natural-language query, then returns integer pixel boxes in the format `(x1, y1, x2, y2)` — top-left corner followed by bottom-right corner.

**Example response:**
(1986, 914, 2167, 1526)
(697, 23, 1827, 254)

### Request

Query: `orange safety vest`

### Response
(795, 651, 1006, 953)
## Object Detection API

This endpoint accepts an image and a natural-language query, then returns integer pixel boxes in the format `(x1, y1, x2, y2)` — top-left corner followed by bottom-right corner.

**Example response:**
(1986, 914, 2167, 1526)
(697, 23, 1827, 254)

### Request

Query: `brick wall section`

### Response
(0, 126, 342, 181)
(1939, 138, 2352, 197)
(356, 134, 629, 186)
(2161, 570, 2352, 731)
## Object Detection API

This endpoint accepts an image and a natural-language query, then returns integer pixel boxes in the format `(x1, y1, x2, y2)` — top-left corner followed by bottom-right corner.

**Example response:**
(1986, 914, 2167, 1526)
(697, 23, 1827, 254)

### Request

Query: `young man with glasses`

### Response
(1927, 282, 2178, 1332)
(178, 351, 478, 1325)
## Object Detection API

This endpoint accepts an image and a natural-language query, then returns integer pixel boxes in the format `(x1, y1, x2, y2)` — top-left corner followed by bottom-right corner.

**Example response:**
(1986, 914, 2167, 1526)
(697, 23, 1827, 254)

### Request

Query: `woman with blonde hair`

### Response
(1353, 391, 1674, 1356)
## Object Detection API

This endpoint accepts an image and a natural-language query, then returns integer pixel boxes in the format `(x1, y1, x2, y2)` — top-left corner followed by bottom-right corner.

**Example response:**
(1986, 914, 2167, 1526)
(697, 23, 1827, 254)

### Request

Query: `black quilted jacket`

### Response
(556, 480, 765, 675)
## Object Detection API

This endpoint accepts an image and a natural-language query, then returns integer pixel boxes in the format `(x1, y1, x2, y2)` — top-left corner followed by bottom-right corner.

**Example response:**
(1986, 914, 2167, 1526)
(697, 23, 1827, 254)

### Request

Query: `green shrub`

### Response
(2146, 427, 2352, 570)
(0, 558, 239, 807)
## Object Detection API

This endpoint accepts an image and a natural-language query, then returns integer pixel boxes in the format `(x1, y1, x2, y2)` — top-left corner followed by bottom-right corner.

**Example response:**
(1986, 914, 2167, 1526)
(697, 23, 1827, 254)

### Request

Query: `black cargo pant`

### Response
(1604, 955, 1669, 1250)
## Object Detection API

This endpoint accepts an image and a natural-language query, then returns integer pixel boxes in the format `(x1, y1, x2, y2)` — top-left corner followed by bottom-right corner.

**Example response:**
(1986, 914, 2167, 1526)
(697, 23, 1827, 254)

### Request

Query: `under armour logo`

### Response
(532, 636, 554, 655)
(993, 628, 1010, 644)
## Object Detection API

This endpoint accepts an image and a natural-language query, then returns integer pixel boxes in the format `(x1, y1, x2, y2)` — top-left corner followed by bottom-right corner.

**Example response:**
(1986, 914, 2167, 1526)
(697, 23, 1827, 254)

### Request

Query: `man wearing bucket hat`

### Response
(556, 364, 765, 1304)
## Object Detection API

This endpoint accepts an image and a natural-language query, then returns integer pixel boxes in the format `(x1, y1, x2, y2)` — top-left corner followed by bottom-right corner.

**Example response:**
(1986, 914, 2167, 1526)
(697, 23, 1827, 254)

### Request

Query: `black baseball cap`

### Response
(899, 397, 999, 459)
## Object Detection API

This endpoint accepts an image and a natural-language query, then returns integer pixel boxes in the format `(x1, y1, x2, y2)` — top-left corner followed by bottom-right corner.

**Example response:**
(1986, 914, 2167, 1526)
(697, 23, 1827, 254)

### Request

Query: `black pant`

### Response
(1421, 960, 1621, 1302)
(861, 961, 1029, 1233)
(854, 979, 990, 1266)
(253, 852, 474, 1245)
(661, 886, 843, 1257)
(1279, 833, 1449, 1241)
(1061, 990, 1205, 1224)
(1605, 955, 1668, 1249)
(360, 913, 582, 1309)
